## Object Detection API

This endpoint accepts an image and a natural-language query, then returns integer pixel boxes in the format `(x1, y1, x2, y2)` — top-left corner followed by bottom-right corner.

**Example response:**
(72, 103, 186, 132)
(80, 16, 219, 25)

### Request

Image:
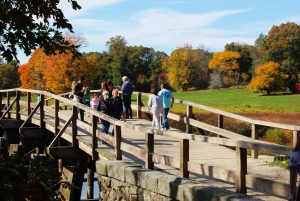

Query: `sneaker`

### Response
(160, 128, 165, 131)
(166, 129, 170, 131)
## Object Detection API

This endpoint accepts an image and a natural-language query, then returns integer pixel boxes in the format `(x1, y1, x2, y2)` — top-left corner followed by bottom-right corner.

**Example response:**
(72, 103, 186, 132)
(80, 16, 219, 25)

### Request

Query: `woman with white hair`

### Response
(97, 91, 112, 142)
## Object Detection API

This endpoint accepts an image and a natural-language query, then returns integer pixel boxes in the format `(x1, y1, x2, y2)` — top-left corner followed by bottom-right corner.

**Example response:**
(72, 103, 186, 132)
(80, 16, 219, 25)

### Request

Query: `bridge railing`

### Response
(0, 88, 294, 198)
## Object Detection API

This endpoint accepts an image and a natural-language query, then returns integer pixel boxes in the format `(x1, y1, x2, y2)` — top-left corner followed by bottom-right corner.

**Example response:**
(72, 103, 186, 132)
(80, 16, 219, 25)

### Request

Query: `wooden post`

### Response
(72, 106, 78, 147)
(236, 147, 247, 194)
(55, 99, 59, 135)
(293, 130, 300, 147)
(115, 124, 122, 160)
(217, 114, 223, 138)
(87, 158, 94, 199)
(251, 124, 259, 158)
(92, 115, 98, 160)
(7, 91, 10, 118)
(180, 139, 189, 178)
(39, 94, 45, 128)
(186, 105, 192, 133)
(27, 92, 31, 123)
(15, 91, 20, 120)
(145, 133, 154, 170)
(0, 92, 2, 117)
(137, 93, 142, 118)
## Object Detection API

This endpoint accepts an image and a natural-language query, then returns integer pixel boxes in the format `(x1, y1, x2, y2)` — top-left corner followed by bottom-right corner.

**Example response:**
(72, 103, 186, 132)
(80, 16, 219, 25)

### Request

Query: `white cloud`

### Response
(71, 7, 253, 54)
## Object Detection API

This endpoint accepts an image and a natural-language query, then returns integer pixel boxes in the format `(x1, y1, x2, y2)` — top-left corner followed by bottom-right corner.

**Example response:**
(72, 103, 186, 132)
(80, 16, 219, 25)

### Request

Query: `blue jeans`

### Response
(123, 95, 132, 118)
(100, 119, 110, 134)
(162, 108, 170, 129)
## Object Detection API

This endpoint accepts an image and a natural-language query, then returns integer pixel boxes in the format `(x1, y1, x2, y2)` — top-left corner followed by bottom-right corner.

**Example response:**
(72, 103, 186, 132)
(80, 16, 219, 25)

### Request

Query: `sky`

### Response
(17, 0, 300, 65)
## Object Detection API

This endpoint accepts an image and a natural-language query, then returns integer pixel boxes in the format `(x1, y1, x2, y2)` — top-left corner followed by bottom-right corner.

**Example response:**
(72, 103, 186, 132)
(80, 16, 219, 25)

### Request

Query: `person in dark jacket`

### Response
(110, 89, 123, 136)
(97, 90, 112, 135)
(110, 89, 123, 120)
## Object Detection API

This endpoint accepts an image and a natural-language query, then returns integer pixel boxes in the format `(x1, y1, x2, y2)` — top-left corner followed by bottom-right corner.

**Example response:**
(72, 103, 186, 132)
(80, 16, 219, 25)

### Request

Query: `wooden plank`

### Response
(16, 91, 20, 120)
(180, 139, 189, 178)
(188, 161, 236, 183)
(27, 92, 31, 123)
(236, 147, 247, 194)
(92, 115, 98, 160)
(137, 92, 142, 118)
(19, 127, 52, 138)
(145, 133, 154, 170)
(152, 153, 180, 168)
(120, 142, 146, 159)
(251, 124, 259, 158)
(115, 125, 122, 160)
(40, 94, 45, 128)
(46, 147, 82, 159)
(186, 105, 192, 133)
(293, 130, 300, 147)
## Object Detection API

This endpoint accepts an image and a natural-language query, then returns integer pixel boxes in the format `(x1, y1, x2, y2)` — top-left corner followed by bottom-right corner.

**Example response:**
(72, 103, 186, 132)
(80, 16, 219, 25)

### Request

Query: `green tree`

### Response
(106, 35, 128, 85)
(260, 22, 300, 87)
(0, 62, 20, 89)
(0, 0, 81, 63)
(0, 154, 64, 201)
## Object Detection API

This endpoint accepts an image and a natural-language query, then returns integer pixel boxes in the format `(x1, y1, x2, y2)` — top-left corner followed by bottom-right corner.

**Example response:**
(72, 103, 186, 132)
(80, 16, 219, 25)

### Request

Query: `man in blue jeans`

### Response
(158, 84, 174, 131)
(120, 76, 133, 119)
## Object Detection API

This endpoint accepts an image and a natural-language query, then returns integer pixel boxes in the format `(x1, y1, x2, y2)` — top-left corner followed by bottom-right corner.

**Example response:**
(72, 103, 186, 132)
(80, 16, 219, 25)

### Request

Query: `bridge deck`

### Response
(62, 111, 288, 201)
(14, 108, 288, 201)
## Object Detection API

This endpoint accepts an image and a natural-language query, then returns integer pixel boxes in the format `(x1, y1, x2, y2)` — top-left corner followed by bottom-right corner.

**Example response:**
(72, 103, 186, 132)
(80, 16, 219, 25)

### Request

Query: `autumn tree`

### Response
(208, 51, 241, 88)
(225, 42, 253, 83)
(1, 0, 81, 63)
(18, 34, 100, 94)
(167, 44, 211, 91)
(247, 61, 288, 94)
(260, 22, 300, 87)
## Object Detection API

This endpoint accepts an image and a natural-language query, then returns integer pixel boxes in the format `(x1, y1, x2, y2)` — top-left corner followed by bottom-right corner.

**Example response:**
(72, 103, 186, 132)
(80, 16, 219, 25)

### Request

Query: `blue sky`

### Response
(18, 0, 300, 64)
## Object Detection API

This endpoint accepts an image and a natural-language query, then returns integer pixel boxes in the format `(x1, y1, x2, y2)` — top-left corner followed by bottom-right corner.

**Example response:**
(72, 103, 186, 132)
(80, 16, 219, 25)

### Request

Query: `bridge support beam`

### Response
(46, 147, 83, 159)
(0, 119, 23, 128)
(19, 127, 52, 138)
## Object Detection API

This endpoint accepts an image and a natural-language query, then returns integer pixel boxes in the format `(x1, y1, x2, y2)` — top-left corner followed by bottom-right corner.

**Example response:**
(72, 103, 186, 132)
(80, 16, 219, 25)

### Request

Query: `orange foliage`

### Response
(247, 61, 288, 94)
(18, 34, 100, 94)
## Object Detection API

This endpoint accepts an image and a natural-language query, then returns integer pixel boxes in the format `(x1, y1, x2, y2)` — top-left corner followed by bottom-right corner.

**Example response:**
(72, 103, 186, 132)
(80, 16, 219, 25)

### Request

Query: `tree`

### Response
(18, 34, 100, 93)
(0, 62, 20, 89)
(0, 0, 81, 63)
(225, 42, 253, 83)
(106, 35, 128, 85)
(260, 22, 300, 87)
(166, 44, 211, 91)
(247, 61, 288, 94)
(0, 154, 64, 200)
(208, 51, 241, 88)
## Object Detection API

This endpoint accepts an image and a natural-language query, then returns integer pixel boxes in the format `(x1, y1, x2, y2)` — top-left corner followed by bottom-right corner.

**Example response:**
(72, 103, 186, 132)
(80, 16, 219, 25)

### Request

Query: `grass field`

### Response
(172, 88, 300, 114)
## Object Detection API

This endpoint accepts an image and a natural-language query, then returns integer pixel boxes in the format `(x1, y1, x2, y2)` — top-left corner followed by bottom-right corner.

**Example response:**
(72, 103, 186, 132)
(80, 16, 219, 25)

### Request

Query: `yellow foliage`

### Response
(208, 51, 241, 85)
(247, 61, 288, 93)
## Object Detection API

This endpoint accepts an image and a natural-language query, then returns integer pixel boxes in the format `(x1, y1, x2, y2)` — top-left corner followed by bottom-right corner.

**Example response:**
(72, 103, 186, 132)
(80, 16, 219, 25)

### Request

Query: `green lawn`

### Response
(140, 88, 300, 114)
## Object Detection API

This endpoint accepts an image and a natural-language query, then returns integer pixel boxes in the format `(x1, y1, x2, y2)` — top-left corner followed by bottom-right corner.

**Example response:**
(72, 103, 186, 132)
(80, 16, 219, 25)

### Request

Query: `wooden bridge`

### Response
(0, 88, 297, 200)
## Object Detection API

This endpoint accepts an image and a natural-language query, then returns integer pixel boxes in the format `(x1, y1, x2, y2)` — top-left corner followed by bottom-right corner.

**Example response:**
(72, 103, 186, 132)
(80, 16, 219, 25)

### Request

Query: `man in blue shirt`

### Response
(158, 84, 174, 131)
(120, 76, 133, 119)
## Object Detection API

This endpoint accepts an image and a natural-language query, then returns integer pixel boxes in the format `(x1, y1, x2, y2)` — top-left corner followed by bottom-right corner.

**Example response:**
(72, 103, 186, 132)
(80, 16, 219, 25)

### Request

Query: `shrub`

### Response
(262, 128, 293, 145)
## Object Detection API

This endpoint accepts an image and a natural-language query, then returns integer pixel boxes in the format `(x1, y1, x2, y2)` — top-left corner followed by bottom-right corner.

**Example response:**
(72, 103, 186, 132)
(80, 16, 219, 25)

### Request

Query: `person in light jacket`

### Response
(147, 88, 163, 130)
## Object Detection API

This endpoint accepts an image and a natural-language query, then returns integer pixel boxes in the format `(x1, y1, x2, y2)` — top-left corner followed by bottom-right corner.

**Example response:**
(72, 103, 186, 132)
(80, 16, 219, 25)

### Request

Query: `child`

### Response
(120, 103, 126, 122)
(91, 93, 100, 110)
(84, 87, 91, 116)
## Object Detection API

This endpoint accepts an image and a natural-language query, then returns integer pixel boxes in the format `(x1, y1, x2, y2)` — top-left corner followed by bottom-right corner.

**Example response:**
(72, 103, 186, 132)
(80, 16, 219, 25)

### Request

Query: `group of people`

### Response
(71, 76, 133, 137)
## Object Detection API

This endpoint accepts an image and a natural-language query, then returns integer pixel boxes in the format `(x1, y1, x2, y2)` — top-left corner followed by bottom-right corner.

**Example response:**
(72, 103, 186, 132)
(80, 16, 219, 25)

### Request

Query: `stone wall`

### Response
(95, 161, 259, 201)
